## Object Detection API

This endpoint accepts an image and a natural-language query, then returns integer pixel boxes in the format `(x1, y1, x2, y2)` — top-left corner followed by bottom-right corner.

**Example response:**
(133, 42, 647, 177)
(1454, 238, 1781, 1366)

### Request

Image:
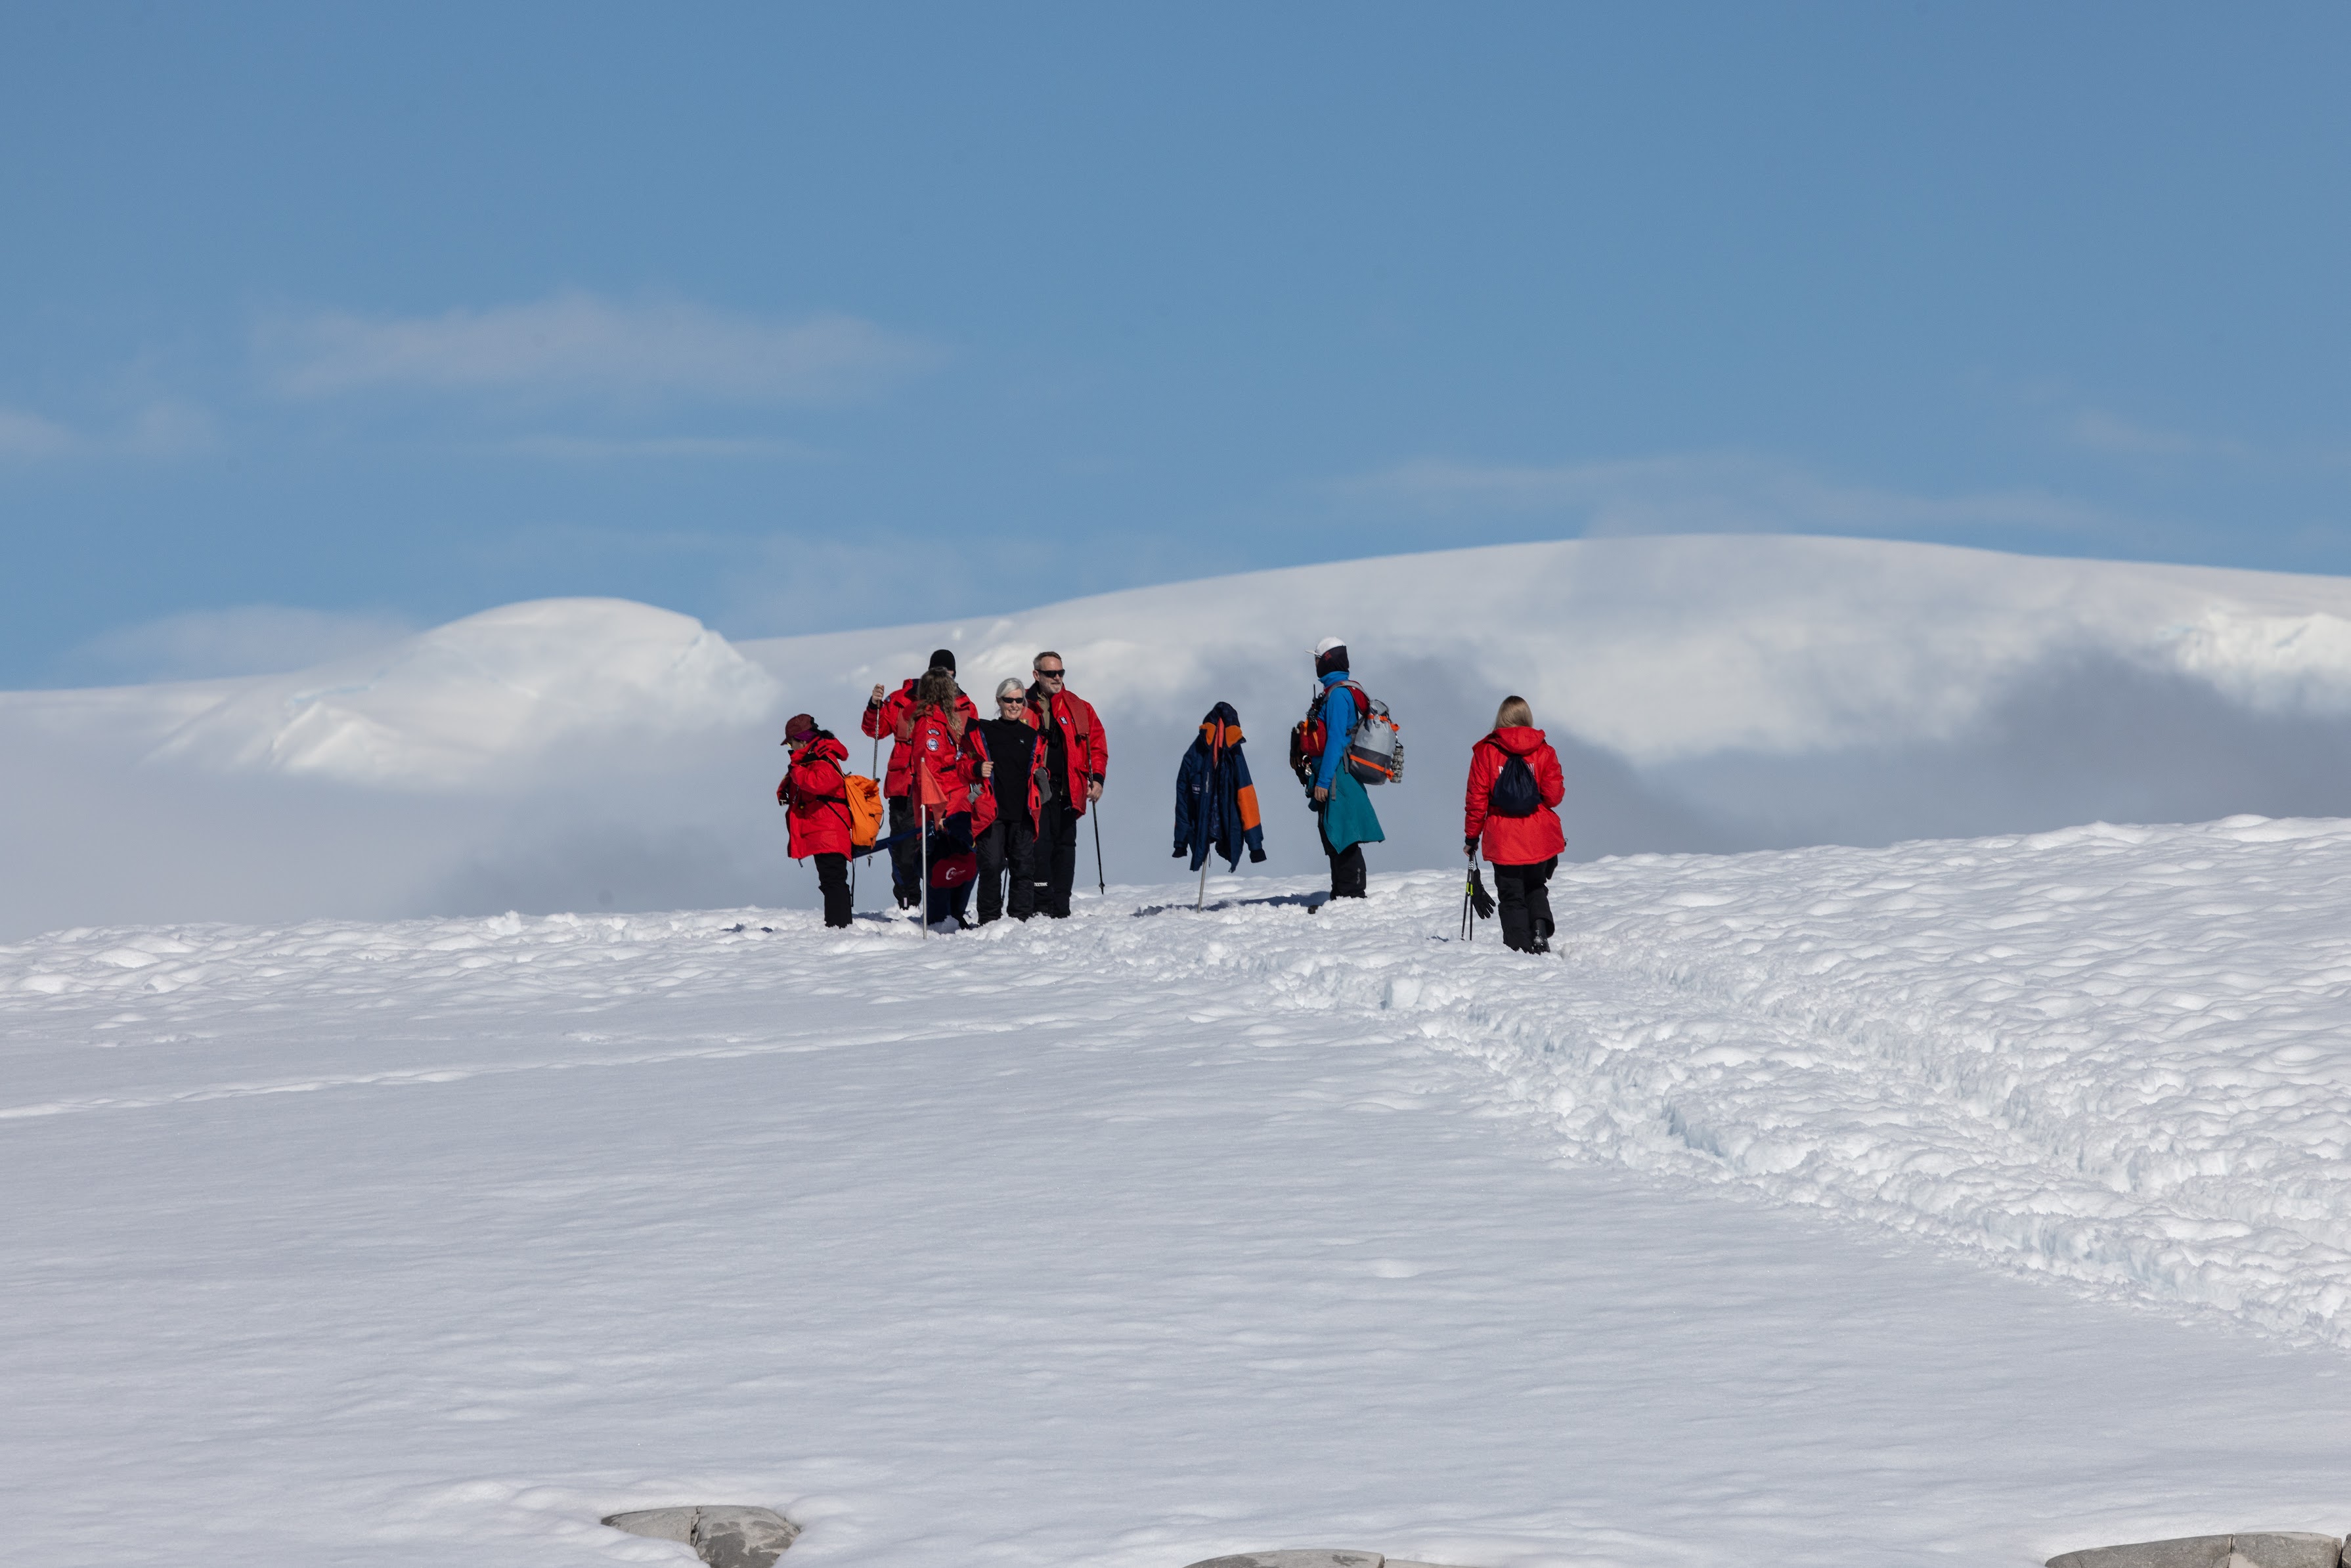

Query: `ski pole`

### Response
(918, 790, 929, 940)
(1197, 856, 1208, 911)
(1092, 800, 1106, 896)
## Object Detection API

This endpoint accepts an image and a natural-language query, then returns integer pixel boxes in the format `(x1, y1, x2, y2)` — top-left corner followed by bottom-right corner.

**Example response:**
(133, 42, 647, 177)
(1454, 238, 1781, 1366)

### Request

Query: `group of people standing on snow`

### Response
(776, 648, 1105, 930)
(776, 634, 1569, 956)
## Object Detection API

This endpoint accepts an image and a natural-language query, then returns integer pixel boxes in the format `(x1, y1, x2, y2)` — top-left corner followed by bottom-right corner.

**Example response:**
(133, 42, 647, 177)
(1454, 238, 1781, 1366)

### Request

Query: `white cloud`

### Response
(2065, 409, 2251, 460)
(498, 433, 829, 462)
(258, 292, 938, 405)
(0, 405, 77, 460)
(1342, 451, 2114, 539)
(64, 606, 417, 686)
(0, 399, 215, 463)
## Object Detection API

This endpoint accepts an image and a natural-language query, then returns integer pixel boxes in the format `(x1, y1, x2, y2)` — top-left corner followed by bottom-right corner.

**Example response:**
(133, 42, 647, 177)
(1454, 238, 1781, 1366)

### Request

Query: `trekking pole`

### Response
(1461, 849, 1477, 942)
(918, 799, 929, 940)
(1197, 856, 1208, 911)
(1092, 802, 1106, 896)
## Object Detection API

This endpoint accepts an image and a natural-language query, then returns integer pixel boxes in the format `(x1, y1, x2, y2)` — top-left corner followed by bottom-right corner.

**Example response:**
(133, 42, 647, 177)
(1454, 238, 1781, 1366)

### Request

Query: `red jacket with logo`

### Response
(864, 678, 980, 798)
(776, 733, 854, 859)
(1022, 687, 1109, 817)
(1464, 726, 1567, 865)
(898, 703, 984, 827)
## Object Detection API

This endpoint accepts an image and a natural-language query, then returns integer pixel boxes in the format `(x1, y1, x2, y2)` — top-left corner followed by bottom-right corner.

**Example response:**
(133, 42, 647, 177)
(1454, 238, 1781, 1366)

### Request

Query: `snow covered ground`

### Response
(11, 815, 2351, 1567)
(16, 533, 2351, 937)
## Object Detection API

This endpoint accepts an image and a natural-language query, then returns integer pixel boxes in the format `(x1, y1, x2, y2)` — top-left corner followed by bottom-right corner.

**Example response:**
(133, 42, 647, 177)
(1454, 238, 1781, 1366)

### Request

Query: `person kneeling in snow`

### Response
(1463, 694, 1567, 954)
(777, 712, 856, 928)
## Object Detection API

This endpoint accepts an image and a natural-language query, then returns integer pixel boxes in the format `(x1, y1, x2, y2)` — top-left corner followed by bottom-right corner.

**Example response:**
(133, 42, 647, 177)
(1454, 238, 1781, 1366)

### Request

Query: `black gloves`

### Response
(1468, 868, 1496, 921)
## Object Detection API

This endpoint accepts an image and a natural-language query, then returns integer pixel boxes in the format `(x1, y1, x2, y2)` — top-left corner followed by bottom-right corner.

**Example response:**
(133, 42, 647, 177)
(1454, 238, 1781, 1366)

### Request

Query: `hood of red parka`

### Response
(1484, 725, 1548, 755)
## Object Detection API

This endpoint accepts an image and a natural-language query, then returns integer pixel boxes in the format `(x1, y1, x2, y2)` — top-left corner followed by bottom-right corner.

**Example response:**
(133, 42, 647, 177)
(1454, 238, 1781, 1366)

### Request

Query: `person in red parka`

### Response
(776, 712, 855, 928)
(898, 666, 984, 928)
(1021, 649, 1109, 918)
(1463, 694, 1568, 954)
(864, 648, 980, 911)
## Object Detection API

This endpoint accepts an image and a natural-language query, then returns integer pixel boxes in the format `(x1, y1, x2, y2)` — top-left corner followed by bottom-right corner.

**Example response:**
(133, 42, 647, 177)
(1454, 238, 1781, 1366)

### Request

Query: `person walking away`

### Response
(1022, 651, 1108, 918)
(1463, 694, 1567, 953)
(864, 649, 978, 911)
(776, 713, 855, 928)
(1174, 700, 1267, 881)
(899, 667, 984, 928)
(970, 677, 1042, 923)
(1306, 638, 1384, 900)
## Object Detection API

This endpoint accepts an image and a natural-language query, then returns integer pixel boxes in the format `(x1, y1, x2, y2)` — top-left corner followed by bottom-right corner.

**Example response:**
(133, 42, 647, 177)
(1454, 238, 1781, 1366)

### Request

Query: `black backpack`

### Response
(1488, 752, 1541, 817)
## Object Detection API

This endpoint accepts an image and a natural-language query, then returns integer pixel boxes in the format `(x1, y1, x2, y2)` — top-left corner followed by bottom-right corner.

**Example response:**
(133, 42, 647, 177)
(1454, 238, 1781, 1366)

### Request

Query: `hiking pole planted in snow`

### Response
(1197, 855, 1208, 911)
(1093, 802, 1106, 896)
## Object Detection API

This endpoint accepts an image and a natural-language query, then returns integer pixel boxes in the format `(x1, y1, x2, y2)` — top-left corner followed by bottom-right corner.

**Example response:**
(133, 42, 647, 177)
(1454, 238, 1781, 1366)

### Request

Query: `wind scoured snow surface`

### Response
(9, 819, 2351, 1566)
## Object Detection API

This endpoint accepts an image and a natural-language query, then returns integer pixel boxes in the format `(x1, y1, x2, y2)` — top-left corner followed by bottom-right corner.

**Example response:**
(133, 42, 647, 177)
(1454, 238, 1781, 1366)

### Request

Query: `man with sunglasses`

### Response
(1021, 650, 1107, 918)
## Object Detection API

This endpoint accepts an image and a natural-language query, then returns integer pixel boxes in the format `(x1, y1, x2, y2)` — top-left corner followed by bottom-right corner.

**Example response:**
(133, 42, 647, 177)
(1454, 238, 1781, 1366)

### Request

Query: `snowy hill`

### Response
(11, 827, 2351, 1566)
(12, 534, 2351, 936)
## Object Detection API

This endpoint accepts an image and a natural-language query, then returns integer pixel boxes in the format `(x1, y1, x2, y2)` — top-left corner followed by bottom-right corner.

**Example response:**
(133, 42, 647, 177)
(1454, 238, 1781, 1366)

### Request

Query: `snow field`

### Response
(9, 818, 2351, 1565)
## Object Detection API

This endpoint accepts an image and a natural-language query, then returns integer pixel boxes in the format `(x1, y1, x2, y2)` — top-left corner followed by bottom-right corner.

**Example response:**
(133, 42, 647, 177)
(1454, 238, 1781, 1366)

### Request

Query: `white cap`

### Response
(1313, 636, 1346, 657)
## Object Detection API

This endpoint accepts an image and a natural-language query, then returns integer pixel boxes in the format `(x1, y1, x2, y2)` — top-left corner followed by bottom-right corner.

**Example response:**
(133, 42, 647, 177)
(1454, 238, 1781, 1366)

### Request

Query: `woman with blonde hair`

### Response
(1462, 693, 1567, 954)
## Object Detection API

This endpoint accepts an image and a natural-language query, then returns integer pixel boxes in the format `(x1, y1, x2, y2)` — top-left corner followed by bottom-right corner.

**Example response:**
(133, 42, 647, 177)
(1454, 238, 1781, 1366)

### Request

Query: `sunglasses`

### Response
(1034, 668, 1066, 680)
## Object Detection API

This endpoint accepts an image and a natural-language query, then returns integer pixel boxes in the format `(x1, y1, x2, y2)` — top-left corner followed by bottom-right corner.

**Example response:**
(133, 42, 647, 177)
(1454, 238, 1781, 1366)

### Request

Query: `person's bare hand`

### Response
(869, 684, 886, 704)
(1086, 779, 1103, 804)
(982, 760, 994, 778)
(1313, 785, 1329, 804)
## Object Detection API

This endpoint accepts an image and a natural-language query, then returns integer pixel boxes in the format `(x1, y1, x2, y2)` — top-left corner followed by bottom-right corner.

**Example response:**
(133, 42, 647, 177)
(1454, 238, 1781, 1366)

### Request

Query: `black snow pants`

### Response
(886, 795, 920, 907)
(975, 816, 1035, 923)
(1034, 798, 1082, 917)
(812, 852, 852, 928)
(1495, 856, 1556, 953)
(1317, 806, 1368, 900)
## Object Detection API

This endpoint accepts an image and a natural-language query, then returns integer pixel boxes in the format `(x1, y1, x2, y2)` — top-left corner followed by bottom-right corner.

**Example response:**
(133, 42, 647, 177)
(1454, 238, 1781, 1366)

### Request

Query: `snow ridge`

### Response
(11, 814, 2351, 1347)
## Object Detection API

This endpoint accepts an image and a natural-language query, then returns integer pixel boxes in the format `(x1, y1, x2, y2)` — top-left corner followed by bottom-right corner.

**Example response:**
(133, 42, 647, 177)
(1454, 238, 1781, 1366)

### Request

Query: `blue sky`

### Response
(4, 3, 2349, 686)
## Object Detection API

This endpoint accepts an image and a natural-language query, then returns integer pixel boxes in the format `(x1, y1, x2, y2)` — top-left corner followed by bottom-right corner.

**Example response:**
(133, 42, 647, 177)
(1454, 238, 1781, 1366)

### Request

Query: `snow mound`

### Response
(742, 534, 2351, 764)
(143, 598, 778, 789)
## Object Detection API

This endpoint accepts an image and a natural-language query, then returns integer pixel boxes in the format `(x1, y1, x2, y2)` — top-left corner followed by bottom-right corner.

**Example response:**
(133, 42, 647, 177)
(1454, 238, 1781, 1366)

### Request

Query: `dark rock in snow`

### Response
(602, 1506, 801, 1568)
(2046, 1533, 2342, 1568)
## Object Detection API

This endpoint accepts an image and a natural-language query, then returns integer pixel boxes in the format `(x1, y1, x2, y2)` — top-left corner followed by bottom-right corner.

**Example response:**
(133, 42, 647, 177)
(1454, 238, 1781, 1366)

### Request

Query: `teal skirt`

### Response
(1321, 768, 1386, 854)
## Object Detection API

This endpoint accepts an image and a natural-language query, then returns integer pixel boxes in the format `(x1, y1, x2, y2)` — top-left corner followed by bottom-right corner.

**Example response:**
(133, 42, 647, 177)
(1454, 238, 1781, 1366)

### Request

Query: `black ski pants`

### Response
(1034, 798, 1082, 917)
(1317, 805, 1368, 900)
(886, 795, 920, 907)
(975, 816, 1036, 923)
(812, 852, 852, 928)
(1495, 856, 1556, 953)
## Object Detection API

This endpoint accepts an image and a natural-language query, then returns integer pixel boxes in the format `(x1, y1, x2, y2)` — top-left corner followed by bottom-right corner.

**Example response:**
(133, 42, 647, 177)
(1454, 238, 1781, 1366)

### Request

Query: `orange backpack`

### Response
(841, 773, 884, 850)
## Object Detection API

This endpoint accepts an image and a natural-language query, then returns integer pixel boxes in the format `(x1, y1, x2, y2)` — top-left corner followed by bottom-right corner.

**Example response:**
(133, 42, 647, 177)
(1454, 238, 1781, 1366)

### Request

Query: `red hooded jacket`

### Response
(898, 702, 983, 827)
(776, 733, 854, 859)
(1464, 726, 1567, 865)
(1022, 687, 1109, 817)
(863, 678, 981, 798)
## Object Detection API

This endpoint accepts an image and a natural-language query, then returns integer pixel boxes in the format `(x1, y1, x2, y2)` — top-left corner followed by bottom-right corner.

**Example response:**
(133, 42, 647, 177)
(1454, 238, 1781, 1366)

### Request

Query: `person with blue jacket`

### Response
(1307, 636, 1384, 900)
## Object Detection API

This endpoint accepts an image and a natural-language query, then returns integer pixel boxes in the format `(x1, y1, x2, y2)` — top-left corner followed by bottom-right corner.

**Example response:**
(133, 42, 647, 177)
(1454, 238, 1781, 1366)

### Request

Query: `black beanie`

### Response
(929, 647, 956, 674)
